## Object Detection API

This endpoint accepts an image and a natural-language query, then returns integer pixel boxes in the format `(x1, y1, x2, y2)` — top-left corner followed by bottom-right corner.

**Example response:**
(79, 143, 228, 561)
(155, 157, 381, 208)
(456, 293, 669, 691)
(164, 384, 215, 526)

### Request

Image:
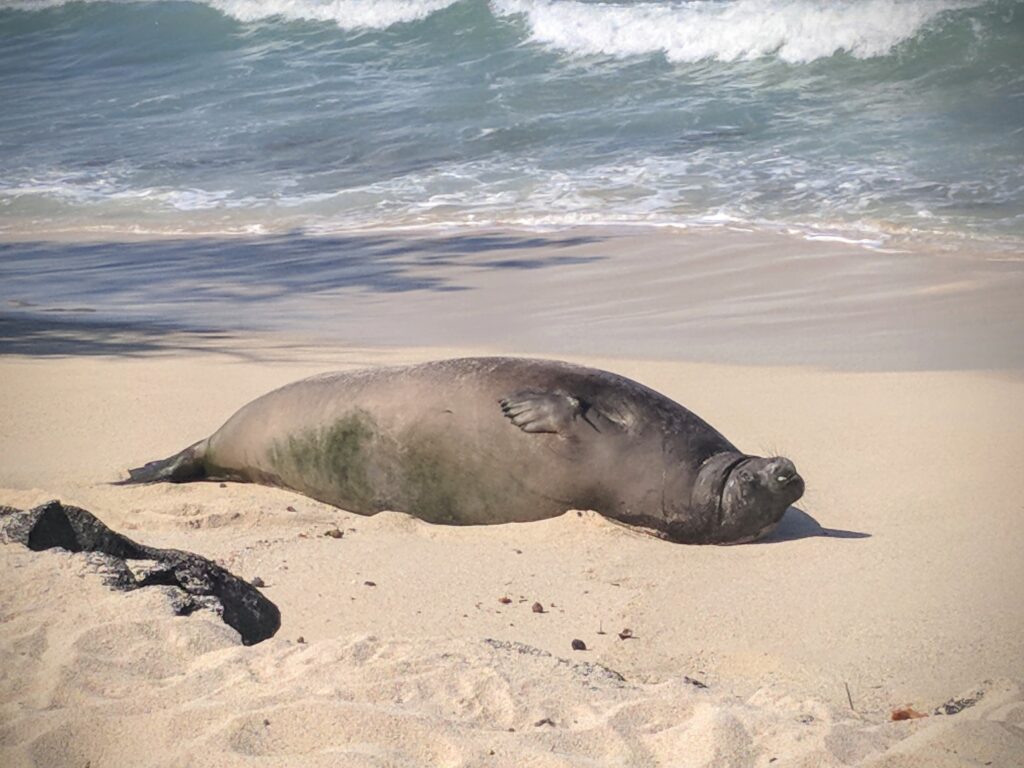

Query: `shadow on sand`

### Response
(0, 230, 604, 358)
(0, 313, 249, 358)
(759, 507, 869, 543)
(0, 230, 603, 304)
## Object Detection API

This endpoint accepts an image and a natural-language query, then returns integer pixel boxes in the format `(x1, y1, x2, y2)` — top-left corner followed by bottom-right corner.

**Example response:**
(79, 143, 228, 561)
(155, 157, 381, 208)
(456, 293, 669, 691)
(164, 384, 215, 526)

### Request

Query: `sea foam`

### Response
(206, 0, 461, 28)
(493, 0, 979, 63)
(0, 0, 462, 28)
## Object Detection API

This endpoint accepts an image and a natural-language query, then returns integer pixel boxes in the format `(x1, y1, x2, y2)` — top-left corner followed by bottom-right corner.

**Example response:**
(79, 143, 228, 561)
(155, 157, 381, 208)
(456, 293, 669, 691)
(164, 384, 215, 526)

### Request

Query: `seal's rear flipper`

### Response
(115, 441, 208, 485)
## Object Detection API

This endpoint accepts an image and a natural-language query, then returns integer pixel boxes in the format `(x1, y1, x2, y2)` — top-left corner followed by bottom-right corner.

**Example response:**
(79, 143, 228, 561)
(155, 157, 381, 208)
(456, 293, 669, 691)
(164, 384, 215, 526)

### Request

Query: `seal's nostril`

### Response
(772, 460, 800, 486)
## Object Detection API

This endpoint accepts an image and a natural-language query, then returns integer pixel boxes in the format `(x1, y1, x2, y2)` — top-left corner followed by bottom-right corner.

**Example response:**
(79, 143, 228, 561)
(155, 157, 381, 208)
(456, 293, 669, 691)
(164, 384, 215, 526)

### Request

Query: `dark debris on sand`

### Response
(933, 690, 985, 716)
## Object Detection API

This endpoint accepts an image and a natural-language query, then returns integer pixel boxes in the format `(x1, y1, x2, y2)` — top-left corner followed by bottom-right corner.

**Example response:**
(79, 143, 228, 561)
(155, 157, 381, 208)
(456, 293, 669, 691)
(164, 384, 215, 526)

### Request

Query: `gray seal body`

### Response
(122, 357, 804, 544)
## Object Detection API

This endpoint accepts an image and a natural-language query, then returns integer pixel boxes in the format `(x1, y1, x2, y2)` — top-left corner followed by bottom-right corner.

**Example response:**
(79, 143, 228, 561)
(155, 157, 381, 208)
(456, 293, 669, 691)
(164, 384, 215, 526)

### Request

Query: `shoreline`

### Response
(3, 204, 1024, 261)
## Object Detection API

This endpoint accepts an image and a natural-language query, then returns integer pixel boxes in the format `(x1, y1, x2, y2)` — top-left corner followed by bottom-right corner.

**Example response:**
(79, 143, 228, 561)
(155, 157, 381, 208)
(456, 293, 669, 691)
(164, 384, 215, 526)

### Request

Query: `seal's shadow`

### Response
(758, 507, 869, 543)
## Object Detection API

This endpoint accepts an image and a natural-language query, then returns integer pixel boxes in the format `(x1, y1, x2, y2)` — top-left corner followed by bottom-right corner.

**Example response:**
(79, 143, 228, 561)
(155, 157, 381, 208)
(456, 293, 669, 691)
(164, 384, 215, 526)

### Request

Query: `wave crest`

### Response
(0, 0, 463, 28)
(1, 0, 985, 53)
(207, 0, 461, 28)
(493, 0, 979, 63)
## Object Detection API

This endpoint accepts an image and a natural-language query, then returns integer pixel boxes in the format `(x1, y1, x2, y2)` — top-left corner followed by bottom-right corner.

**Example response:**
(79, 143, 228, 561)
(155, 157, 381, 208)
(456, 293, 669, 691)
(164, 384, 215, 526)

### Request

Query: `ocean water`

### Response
(1, 0, 1022, 249)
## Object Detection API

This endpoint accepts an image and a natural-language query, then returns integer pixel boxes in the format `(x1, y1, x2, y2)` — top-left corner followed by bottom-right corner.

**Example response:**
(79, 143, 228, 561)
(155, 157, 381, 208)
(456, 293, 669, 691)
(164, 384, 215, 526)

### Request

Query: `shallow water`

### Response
(1, 0, 1022, 248)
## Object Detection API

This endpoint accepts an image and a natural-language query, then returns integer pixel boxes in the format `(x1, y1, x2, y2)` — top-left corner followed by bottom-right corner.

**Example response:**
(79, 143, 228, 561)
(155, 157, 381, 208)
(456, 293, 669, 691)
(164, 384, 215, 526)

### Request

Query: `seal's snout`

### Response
(766, 457, 798, 485)
(763, 456, 804, 502)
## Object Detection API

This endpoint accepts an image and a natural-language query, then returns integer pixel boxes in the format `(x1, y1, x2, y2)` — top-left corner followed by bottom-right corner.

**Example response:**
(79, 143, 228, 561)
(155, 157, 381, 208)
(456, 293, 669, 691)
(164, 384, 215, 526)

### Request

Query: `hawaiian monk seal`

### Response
(121, 357, 803, 544)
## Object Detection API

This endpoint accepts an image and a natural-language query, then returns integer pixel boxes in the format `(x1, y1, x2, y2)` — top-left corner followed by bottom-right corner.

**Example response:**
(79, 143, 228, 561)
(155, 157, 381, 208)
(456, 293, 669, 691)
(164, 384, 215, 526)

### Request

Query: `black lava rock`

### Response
(0, 500, 280, 645)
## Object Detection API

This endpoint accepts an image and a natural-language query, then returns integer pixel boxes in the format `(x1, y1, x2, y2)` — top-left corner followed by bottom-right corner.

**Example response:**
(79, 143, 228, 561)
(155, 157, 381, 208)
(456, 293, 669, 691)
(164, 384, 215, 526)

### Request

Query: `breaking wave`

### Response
(494, 0, 980, 63)
(1, 0, 989, 62)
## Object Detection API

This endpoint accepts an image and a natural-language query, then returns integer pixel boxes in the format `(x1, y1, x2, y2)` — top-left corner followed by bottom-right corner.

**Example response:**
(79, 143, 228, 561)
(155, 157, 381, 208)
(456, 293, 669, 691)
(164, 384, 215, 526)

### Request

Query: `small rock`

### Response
(683, 675, 707, 689)
(531, 602, 544, 613)
(219, 483, 227, 488)
(364, 580, 376, 587)
(498, 596, 512, 604)
(891, 706, 928, 721)
(534, 717, 555, 727)
(263, 718, 270, 727)
(251, 576, 266, 588)
(296, 636, 305, 644)
(618, 628, 633, 640)
(571, 639, 587, 651)
(324, 528, 344, 538)
(286, 505, 296, 512)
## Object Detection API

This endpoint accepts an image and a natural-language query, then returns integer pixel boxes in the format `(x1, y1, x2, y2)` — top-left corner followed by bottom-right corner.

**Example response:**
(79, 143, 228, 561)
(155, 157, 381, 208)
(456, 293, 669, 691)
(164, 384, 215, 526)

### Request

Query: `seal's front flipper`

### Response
(500, 390, 627, 435)
(115, 440, 208, 485)
(500, 390, 583, 434)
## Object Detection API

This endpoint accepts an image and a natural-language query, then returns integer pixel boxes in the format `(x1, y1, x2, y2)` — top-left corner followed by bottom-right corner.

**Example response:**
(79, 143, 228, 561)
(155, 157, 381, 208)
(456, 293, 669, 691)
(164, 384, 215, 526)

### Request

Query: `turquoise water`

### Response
(1, 0, 1022, 247)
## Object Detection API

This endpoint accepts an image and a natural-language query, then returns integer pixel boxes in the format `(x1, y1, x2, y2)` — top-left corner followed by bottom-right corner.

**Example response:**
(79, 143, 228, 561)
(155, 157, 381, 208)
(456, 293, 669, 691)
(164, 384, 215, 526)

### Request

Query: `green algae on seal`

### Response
(119, 357, 804, 544)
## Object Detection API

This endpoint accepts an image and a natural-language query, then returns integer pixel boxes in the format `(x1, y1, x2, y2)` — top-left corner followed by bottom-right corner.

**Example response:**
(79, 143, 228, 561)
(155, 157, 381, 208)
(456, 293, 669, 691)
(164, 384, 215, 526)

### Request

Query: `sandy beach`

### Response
(2, 225, 1023, 767)
(5, 0, 1024, 762)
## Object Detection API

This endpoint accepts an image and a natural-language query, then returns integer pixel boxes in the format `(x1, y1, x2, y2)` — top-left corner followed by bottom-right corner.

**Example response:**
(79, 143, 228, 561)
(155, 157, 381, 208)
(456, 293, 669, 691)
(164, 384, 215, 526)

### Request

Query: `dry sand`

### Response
(2, 343, 1023, 766)
(1, 226, 1023, 766)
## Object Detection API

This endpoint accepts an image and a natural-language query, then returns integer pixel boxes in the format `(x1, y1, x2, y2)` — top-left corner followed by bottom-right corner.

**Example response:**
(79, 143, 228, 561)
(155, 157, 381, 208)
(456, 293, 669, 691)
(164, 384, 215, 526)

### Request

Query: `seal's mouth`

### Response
(774, 472, 804, 498)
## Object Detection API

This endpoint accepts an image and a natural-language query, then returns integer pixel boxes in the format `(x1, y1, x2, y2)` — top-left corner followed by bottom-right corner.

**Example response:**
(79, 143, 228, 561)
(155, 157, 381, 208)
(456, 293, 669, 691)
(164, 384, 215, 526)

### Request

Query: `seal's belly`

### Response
(219, 403, 595, 525)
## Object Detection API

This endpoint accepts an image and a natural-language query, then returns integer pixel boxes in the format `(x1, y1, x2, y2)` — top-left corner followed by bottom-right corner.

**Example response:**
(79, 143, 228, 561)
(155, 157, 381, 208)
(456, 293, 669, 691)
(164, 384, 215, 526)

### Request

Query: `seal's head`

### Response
(684, 452, 804, 544)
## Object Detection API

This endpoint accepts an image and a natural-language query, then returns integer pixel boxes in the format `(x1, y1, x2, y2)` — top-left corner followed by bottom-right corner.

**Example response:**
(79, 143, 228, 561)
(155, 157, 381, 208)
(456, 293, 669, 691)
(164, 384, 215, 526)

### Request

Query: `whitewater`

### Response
(0, 0, 1021, 248)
